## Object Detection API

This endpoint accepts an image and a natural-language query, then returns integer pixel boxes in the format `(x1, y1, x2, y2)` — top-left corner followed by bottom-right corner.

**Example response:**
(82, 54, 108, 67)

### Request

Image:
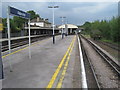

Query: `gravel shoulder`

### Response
(90, 39, 120, 61)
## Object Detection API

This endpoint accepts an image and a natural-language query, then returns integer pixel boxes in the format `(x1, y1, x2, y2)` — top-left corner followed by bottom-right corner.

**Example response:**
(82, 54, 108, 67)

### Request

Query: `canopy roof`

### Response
(58, 24, 78, 29)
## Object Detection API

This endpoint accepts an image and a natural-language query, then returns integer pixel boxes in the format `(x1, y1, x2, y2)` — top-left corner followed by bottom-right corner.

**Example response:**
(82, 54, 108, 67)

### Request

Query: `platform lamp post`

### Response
(48, 5, 59, 44)
(66, 19, 68, 35)
(60, 16, 66, 39)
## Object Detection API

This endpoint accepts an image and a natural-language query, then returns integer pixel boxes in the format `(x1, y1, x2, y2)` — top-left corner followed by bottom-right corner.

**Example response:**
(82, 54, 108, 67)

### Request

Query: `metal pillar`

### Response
(28, 19, 31, 59)
(7, 6, 12, 72)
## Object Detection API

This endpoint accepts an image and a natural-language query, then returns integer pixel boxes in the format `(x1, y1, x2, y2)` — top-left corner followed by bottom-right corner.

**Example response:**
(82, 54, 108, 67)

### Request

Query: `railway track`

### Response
(93, 40, 120, 52)
(2, 34, 51, 52)
(79, 34, 120, 88)
(81, 35, 120, 75)
(79, 35, 100, 88)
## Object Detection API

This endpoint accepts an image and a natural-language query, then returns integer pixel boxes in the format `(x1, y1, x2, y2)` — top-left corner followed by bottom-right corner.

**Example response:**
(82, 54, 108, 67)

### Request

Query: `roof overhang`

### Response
(58, 24, 78, 29)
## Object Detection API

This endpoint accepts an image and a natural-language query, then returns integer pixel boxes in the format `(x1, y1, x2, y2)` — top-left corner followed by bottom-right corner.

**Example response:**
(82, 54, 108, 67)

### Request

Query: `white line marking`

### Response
(77, 35, 88, 89)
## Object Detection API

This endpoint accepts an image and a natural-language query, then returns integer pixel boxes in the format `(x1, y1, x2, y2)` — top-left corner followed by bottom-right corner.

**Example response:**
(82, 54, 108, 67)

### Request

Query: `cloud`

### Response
(55, 2, 117, 23)
(2, 0, 120, 2)
(65, 2, 118, 25)
(2, 2, 49, 17)
(1, 2, 118, 25)
(73, 3, 113, 14)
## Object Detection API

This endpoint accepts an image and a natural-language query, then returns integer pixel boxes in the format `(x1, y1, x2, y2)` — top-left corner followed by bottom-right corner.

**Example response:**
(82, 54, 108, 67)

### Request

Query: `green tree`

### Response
(27, 10, 40, 20)
(99, 20, 110, 39)
(81, 16, 119, 43)
(2, 10, 41, 33)
(10, 19, 18, 32)
(13, 16, 27, 31)
(2, 18, 18, 32)
(82, 22, 91, 35)
(109, 17, 119, 42)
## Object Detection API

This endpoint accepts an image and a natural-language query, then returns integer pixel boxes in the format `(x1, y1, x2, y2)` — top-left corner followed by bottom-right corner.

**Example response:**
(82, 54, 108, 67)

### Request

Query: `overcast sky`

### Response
(1, 1, 118, 25)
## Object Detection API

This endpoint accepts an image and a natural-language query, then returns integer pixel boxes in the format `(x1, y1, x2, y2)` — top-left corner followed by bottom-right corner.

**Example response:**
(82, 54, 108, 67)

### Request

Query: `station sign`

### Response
(6, 6, 31, 72)
(9, 6, 30, 19)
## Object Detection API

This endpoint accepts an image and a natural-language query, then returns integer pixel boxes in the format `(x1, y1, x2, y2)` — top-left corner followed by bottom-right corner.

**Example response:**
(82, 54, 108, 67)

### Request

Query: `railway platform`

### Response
(2, 35, 81, 88)
(0, 35, 48, 42)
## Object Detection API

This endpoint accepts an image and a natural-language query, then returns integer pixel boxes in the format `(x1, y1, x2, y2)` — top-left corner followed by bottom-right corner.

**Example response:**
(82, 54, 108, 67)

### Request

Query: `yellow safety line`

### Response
(56, 37, 75, 88)
(2, 38, 49, 58)
(46, 36, 76, 89)
(2, 46, 28, 58)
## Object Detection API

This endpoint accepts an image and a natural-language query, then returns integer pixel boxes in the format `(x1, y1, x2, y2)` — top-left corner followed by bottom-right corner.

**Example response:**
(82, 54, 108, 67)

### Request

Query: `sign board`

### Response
(6, 6, 31, 72)
(9, 6, 30, 19)
(9, 6, 31, 59)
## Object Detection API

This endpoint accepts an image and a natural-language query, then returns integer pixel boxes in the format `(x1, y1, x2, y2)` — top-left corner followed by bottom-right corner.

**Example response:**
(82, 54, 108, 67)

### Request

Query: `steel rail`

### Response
(79, 35, 101, 89)
(81, 35, 120, 75)
(93, 40, 120, 51)
(2, 34, 51, 52)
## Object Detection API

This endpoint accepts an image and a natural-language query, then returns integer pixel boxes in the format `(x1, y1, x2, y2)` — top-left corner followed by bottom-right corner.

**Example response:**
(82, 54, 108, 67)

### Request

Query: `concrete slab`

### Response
(62, 37, 81, 88)
(2, 35, 78, 88)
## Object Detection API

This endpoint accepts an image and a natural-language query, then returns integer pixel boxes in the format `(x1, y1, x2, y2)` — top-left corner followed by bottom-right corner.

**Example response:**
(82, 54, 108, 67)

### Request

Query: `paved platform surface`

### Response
(2, 35, 79, 88)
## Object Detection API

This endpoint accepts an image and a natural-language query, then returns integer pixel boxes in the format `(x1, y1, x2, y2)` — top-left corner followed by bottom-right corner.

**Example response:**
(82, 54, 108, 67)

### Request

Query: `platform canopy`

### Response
(58, 24, 78, 29)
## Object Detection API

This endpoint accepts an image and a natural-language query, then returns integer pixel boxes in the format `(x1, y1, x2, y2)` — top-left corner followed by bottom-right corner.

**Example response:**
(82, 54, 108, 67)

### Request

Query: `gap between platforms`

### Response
(46, 35, 76, 88)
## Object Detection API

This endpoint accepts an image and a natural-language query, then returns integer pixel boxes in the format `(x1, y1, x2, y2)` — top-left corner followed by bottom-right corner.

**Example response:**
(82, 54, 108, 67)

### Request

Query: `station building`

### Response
(24, 17, 79, 35)
(58, 24, 78, 35)
(24, 17, 59, 35)
(30, 17, 52, 28)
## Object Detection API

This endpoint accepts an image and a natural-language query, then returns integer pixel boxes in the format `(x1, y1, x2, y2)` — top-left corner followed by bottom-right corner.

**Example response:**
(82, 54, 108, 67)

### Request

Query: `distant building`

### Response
(30, 17, 52, 28)
(76, 27, 84, 33)
(58, 24, 78, 34)
(24, 17, 59, 35)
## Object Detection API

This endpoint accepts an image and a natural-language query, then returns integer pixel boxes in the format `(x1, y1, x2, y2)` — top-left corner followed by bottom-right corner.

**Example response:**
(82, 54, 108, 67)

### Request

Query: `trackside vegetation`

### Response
(81, 16, 120, 43)
(2, 10, 40, 33)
